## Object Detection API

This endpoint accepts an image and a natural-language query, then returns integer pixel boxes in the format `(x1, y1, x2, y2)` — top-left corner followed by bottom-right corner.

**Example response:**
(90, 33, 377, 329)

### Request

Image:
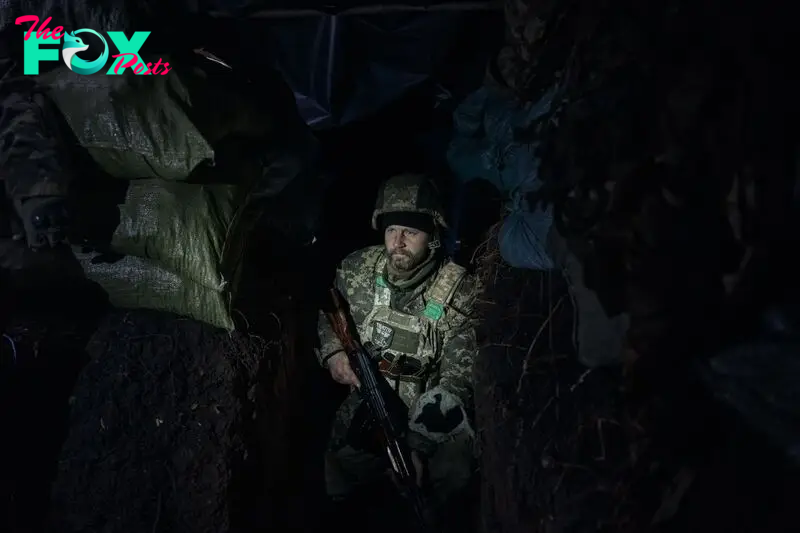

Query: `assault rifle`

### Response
(324, 287, 432, 532)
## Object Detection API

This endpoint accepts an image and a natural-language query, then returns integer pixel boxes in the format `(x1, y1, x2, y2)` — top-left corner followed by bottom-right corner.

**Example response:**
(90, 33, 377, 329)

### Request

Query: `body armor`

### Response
(358, 254, 467, 405)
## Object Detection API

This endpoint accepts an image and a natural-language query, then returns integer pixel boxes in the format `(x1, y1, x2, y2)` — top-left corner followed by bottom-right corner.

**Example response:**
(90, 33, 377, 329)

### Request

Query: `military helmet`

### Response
(372, 173, 448, 230)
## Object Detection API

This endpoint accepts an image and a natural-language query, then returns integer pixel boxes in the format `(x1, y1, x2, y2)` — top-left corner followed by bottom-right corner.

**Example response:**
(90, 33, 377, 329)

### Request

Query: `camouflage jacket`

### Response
(318, 245, 481, 451)
(0, 30, 72, 207)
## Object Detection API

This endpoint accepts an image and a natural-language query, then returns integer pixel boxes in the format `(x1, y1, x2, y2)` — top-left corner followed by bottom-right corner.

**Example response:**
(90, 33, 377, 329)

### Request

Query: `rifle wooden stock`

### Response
(325, 288, 357, 353)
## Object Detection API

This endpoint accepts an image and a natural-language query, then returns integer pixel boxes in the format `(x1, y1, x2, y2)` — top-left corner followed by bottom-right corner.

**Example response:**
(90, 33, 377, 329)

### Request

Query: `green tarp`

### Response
(112, 180, 249, 292)
(89, 179, 252, 330)
(68, 178, 254, 331)
(41, 67, 214, 181)
(73, 251, 238, 331)
(41, 61, 292, 330)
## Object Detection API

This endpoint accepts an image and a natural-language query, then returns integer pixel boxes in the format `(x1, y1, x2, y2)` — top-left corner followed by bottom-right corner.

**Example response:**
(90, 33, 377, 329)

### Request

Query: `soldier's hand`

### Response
(328, 352, 360, 388)
(13, 196, 70, 249)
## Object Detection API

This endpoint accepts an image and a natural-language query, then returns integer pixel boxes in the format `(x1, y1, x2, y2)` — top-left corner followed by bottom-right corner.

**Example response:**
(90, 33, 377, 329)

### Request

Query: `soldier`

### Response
(1, 29, 73, 265)
(316, 173, 480, 524)
(1, 30, 96, 532)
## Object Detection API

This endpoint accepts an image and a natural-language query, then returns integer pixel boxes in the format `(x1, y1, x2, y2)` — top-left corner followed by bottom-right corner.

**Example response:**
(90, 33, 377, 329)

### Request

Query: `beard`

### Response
(388, 249, 424, 272)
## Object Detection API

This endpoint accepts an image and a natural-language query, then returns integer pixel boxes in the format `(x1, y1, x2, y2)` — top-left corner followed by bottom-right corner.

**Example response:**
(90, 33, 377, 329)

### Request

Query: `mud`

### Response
(0, 229, 310, 533)
(48, 309, 277, 533)
(473, 247, 800, 533)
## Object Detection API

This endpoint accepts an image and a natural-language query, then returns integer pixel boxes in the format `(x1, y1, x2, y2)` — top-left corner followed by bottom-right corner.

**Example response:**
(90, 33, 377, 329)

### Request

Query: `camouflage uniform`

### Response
(317, 174, 480, 508)
(1, 29, 73, 273)
(0, 31, 72, 202)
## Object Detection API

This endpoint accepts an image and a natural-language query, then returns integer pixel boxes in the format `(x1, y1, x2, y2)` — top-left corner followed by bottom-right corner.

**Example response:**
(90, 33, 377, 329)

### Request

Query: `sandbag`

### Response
(39, 67, 214, 180)
(448, 84, 561, 270)
(492, 146, 556, 270)
(74, 250, 236, 331)
(70, 178, 253, 331)
(111, 180, 249, 292)
(498, 201, 555, 270)
(447, 84, 559, 190)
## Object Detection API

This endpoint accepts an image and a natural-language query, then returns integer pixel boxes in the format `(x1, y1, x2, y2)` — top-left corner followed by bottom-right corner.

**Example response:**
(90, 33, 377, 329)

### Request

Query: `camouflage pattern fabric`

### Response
(371, 173, 448, 230)
(0, 43, 71, 203)
(1, 30, 73, 275)
(317, 244, 481, 500)
(325, 432, 475, 509)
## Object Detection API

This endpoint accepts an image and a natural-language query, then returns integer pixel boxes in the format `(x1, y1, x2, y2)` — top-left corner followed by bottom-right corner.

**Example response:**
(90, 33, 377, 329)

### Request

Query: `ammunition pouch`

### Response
(378, 352, 428, 383)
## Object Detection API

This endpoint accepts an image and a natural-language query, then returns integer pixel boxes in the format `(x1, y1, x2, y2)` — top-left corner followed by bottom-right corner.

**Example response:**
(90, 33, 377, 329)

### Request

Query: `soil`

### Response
(48, 309, 272, 533)
(0, 282, 107, 533)
(1, 88, 454, 532)
(473, 241, 800, 533)
(0, 231, 315, 533)
(473, 250, 654, 533)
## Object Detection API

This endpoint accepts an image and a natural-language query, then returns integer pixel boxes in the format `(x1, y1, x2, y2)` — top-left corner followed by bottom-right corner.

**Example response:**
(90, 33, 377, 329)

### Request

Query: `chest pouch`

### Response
(370, 319, 427, 382)
(364, 259, 467, 384)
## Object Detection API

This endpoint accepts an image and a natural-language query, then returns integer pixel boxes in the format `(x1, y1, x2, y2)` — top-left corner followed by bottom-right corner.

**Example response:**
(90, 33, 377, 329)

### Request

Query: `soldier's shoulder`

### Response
(442, 261, 480, 313)
(336, 246, 384, 301)
(340, 245, 384, 275)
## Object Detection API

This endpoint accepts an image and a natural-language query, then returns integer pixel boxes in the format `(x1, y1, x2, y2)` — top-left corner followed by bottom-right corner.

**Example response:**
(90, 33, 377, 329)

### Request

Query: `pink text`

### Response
(111, 53, 171, 75)
(15, 15, 64, 41)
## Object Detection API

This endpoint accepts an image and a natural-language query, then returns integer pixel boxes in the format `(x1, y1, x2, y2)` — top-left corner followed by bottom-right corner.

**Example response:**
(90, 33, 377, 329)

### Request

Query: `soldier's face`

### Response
(384, 225, 430, 271)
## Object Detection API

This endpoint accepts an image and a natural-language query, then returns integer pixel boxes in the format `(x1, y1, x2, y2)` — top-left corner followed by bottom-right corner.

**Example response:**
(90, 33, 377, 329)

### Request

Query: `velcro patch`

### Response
(372, 322, 395, 348)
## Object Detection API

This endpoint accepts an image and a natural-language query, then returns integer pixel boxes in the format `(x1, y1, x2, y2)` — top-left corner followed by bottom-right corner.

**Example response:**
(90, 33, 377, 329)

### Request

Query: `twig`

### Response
(553, 469, 567, 494)
(232, 308, 251, 331)
(529, 396, 555, 432)
(482, 343, 529, 351)
(163, 462, 177, 502)
(471, 222, 502, 265)
(128, 334, 174, 342)
(569, 368, 592, 392)
(515, 295, 566, 397)
(152, 491, 162, 533)
(596, 418, 606, 461)
(119, 352, 155, 380)
(267, 312, 282, 331)
(2, 334, 17, 363)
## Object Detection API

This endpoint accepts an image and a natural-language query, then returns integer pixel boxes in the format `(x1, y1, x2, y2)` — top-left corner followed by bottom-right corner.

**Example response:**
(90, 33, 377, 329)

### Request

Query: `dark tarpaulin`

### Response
(264, 13, 458, 128)
(2, 1, 501, 245)
(203, 0, 499, 16)
(2, 1, 501, 128)
(0, 1, 144, 32)
(210, 2, 502, 128)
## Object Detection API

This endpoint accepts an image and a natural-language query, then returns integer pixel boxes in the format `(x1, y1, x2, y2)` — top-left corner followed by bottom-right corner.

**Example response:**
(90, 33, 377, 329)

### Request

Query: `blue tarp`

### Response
(699, 340, 800, 465)
(697, 303, 800, 466)
(447, 84, 560, 270)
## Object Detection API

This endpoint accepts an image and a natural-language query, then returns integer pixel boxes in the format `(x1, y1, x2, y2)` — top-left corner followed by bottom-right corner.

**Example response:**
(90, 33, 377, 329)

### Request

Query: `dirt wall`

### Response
(47, 309, 281, 533)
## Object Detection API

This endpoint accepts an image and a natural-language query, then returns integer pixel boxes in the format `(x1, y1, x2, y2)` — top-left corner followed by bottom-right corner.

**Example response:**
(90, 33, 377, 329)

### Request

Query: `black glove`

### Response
(12, 196, 70, 249)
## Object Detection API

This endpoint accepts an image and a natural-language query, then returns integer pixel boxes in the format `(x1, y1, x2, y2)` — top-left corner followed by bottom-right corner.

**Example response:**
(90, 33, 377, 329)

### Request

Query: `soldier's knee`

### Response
(325, 451, 350, 498)
(427, 433, 477, 501)
(325, 445, 385, 497)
